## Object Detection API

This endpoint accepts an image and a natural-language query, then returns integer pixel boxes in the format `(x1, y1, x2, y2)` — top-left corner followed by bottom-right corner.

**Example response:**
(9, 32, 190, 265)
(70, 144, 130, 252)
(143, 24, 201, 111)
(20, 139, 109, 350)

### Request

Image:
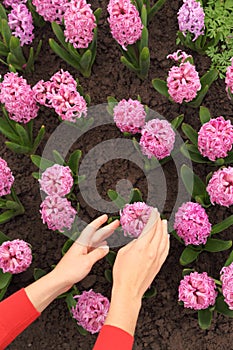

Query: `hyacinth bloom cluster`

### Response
(32, 0, 68, 24)
(139, 119, 176, 160)
(178, 0, 205, 41)
(40, 195, 76, 232)
(220, 263, 233, 310)
(198, 117, 233, 161)
(0, 157, 14, 197)
(8, 4, 34, 46)
(113, 99, 146, 134)
(71, 290, 110, 334)
(33, 70, 87, 122)
(225, 58, 233, 97)
(120, 202, 153, 238)
(0, 72, 39, 124)
(0, 239, 32, 274)
(39, 164, 73, 196)
(167, 50, 201, 104)
(64, 0, 96, 49)
(207, 167, 233, 207)
(174, 202, 211, 246)
(107, 0, 143, 50)
(3, 0, 27, 7)
(178, 272, 217, 310)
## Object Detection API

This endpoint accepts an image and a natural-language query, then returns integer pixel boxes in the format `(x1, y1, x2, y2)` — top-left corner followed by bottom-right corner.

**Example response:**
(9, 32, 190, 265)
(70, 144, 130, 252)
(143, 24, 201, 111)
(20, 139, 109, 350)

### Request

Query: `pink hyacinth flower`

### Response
(107, 0, 143, 50)
(0, 72, 38, 124)
(8, 4, 34, 46)
(0, 157, 14, 197)
(207, 167, 233, 207)
(225, 58, 233, 98)
(198, 117, 233, 161)
(139, 119, 176, 160)
(220, 263, 233, 310)
(3, 0, 26, 7)
(71, 289, 110, 334)
(113, 99, 146, 134)
(174, 202, 211, 246)
(39, 164, 73, 196)
(178, 0, 205, 41)
(33, 80, 53, 107)
(64, 0, 96, 49)
(178, 272, 217, 310)
(40, 195, 77, 232)
(0, 239, 32, 274)
(120, 202, 153, 238)
(32, 0, 68, 24)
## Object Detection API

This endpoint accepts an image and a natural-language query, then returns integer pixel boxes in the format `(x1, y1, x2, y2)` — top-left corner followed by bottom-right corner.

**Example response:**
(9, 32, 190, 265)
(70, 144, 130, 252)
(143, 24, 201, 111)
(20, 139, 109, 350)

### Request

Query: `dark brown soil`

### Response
(1, 1, 233, 349)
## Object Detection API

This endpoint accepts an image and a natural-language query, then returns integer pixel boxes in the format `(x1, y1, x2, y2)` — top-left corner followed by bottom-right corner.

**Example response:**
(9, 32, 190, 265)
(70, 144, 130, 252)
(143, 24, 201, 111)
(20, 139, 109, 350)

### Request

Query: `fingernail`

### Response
(99, 245, 109, 250)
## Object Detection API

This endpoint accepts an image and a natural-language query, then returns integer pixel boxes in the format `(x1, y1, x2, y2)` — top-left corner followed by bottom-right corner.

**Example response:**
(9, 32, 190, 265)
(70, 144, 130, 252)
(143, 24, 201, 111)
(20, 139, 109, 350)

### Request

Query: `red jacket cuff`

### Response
(93, 325, 134, 350)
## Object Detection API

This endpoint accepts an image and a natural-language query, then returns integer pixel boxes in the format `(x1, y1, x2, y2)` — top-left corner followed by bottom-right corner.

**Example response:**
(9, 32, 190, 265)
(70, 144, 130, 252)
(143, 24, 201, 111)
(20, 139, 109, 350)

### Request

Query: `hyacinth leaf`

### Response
(32, 172, 39, 180)
(107, 189, 127, 209)
(171, 114, 184, 130)
(143, 286, 157, 299)
(215, 296, 233, 317)
(139, 46, 150, 79)
(1, 19, 11, 47)
(52, 150, 64, 165)
(179, 246, 201, 266)
(0, 231, 10, 245)
(129, 188, 143, 203)
(51, 22, 67, 49)
(204, 238, 232, 253)
(68, 150, 82, 175)
(122, 45, 138, 67)
(107, 96, 118, 116)
(182, 268, 195, 277)
(211, 215, 233, 235)
(121, 55, 139, 74)
(148, 0, 167, 21)
(200, 69, 218, 88)
(181, 123, 198, 146)
(104, 269, 113, 283)
(139, 27, 148, 52)
(15, 124, 30, 145)
(0, 4, 7, 21)
(0, 270, 12, 293)
(49, 39, 80, 71)
(27, 0, 45, 27)
(6, 53, 23, 71)
(0, 210, 16, 224)
(186, 85, 208, 109)
(0, 199, 6, 208)
(30, 155, 55, 171)
(140, 5, 148, 27)
(225, 250, 233, 267)
(181, 164, 207, 200)
(0, 41, 9, 56)
(94, 8, 102, 24)
(5, 142, 31, 154)
(79, 50, 92, 77)
(62, 238, 74, 256)
(25, 47, 36, 73)
(89, 29, 97, 67)
(32, 125, 45, 154)
(223, 150, 233, 164)
(33, 268, 47, 281)
(198, 309, 212, 330)
(152, 79, 169, 98)
(9, 36, 26, 66)
(106, 250, 117, 267)
(171, 230, 183, 244)
(199, 106, 211, 125)
(0, 119, 19, 142)
(66, 292, 78, 310)
(180, 143, 208, 164)
(5, 201, 21, 210)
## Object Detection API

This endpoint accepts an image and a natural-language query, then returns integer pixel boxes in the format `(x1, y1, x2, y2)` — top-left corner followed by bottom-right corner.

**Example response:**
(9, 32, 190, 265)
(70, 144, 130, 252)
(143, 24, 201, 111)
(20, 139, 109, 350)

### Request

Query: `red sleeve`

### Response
(93, 325, 134, 350)
(0, 288, 40, 349)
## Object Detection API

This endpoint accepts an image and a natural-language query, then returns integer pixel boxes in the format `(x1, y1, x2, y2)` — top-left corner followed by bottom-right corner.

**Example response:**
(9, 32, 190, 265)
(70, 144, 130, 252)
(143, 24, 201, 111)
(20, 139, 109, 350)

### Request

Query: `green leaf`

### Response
(139, 27, 148, 52)
(49, 39, 80, 71)
(32, 172, 40, 180)
(1, 19, 11, 47)
(0, 270, 12, 289)
(79, 50, 92, 77)
(148, 0, 167, 21)
(62, 238, 74, 256)
(121, 55, 139, 74)
(5, 200, 20, 210)
(200, 69, 218, 88)
(139, 46, 150, 79)
(15, 124, 30, 145)
(51, 22, 67, 49)
(143, 286, 157, 299)
(152, 78, 169, 98)
(52, 150, 64, 165)
(107, 96, 118, 115)
(106, 250, 117, 267)
(30, 155, 54, 171)
(0, 4, 7, 20)
(223, 150, 233, 164)
(225, 251, 233, 267)
(0, 118, 19, 142)
(199, 106, 211, 124)
(32, 125, 45, 154)
(9, 36, 26, 66)
(65, 292, 77, 309)
(182, 123, 198, 146)
(211, 215, 233, 235)
(171, 114, 184, 130)
(180, 246, 201, 266)
(33, 268, 47, 281)
(181, 164, 208, 200)
(68, 150, 82, 175)
(5, 141, 30, 154)
(0, 231, 10, 245)
(187, 85, 209, 109)
(204, 238, 232, 252)
(215, 296, 233, 317)
(198, 309, 212, 330)
(180, 143, 209, 164)
(76, 325, 89, 336)
(0, 210, 16, 224)
(104, 269, 113, 283)
(107, 189, 127, 209)
(129, 188, 143, 203)
(140, 5, 147, 27)
(182, 268, 195, 277)
(94, 8, 102, 23)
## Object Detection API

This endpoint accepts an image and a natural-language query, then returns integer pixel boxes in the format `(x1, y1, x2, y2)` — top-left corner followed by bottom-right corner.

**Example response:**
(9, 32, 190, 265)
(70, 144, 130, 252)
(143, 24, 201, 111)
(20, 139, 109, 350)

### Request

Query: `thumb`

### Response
(87, 245, 109, 265)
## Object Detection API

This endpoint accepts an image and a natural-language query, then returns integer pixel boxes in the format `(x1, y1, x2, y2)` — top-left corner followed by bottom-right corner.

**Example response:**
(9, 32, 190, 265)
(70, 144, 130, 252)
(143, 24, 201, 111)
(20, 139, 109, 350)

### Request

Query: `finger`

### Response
(157, 220, 169, 255)
(87, 245, 109, 265)
(139, 208, 160, 241)
(91, 219, 120, 247)
(77, 214, 108, 246)
(150, 218, 164, 250)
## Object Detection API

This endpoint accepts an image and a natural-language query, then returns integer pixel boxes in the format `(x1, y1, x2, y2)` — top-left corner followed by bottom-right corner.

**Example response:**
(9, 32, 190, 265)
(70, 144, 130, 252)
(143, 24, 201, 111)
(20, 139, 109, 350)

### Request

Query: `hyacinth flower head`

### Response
(207, 167, 233, 207)
(39, 164, 73, 196)
(32, 0, 68, 24)
(220, 263, 233, 310)
(3, 0, 27, 7)
(64, 0, 96, 49)
(107, 0, 143, 50)
(0, 157, 14, 197)
(225, 58, 233, 98)
(178, 272, 217, 310)
(113, 99, 146, 134)
(120, 202, 153, 238)
(139, 119, 176, 160)
(40, 195, 77, 232)
(174, 202, 211, 246)
(167, 50, 201, 104)
(8, 4, 34, 46)
(198, 117, 233, 161)
(0, 72, 38, 124)
(178, 0, 205, 41)
(71, 290, 110, 334)
(0, 239, 32, 274)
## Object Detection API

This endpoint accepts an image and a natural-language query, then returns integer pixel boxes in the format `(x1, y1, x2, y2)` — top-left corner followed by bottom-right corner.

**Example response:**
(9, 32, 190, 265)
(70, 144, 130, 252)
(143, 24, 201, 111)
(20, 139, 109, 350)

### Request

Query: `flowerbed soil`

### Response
(1, 0, 233, 349)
